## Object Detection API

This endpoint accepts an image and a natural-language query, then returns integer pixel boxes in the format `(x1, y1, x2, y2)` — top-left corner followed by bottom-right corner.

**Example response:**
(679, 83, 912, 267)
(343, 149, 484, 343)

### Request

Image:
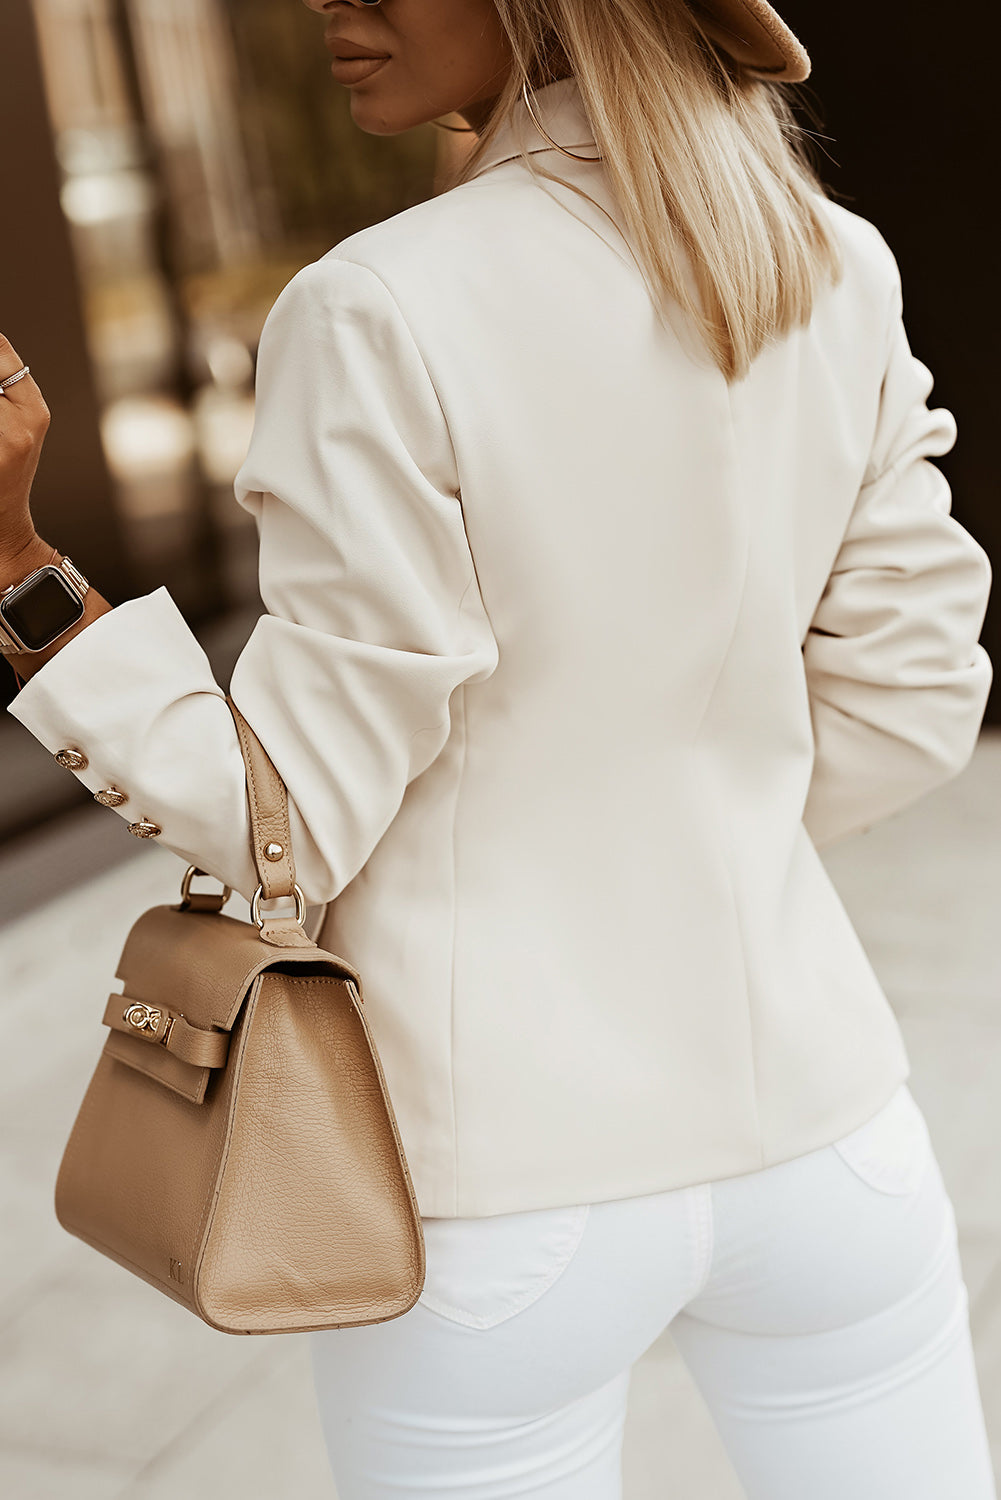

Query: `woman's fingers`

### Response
(0, 328, 24, 370)
(0, 328, 28, 388)
(0, 330, 47, 415)
(0, 329, 50, 435)
(0, 331, 51, 525)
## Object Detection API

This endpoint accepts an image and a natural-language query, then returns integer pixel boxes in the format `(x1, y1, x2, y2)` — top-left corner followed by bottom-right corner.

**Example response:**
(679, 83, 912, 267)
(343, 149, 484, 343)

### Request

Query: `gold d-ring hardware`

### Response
(178, 865, 233, 909)
(250, 882, 306, 930)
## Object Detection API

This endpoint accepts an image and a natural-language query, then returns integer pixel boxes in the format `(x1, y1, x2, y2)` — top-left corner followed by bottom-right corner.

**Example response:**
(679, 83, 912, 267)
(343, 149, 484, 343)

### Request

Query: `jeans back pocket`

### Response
(831, 1082, 933, 1196)
(417, 1202, 591, 1329)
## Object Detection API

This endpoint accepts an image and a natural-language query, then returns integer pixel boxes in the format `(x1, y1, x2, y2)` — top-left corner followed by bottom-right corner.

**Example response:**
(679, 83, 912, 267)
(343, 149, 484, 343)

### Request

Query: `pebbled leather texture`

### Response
(53, 696, 425, 1334)
(197, 975, 425, 1331)
(229, 694, 298, 907)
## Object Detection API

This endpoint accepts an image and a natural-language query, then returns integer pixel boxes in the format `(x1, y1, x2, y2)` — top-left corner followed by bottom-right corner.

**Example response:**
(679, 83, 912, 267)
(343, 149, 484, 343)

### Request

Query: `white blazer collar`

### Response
(466, 75, 599, 180)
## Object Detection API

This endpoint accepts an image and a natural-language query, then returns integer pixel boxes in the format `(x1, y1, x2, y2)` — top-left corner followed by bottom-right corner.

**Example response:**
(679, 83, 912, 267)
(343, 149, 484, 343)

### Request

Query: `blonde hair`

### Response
(441, 0, 843, 381)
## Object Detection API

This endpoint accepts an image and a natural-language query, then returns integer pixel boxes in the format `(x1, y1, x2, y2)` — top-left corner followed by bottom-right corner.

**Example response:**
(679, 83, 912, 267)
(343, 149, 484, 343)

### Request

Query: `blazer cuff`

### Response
(7, 585, 223, 742)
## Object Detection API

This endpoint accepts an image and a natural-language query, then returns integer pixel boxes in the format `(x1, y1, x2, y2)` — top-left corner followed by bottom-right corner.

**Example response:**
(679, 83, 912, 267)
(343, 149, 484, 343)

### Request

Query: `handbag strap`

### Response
(225, 694, 315, 950)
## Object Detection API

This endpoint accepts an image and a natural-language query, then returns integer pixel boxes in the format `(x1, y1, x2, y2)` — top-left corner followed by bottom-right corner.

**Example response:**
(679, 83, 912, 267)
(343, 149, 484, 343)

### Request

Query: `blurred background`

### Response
(1, 0, 471, 856)
(1, 2, 998, 1497)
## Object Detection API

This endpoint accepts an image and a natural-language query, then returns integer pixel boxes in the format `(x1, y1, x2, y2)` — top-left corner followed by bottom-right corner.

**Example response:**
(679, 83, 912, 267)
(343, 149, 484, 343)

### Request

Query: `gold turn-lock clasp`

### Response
(124, 1002, 161, 1034)
(123, 1002, 174, 1047)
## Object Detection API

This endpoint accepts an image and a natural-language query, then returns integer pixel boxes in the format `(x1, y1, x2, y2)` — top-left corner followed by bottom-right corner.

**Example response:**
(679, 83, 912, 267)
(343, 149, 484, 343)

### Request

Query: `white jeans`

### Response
(310, 1083, 997, 1498)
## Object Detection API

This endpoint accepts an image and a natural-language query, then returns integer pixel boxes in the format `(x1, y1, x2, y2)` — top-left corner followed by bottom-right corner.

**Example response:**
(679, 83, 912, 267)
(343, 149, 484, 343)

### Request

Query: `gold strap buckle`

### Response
(250, 882, 306, 930)
(178, 865, 232, 911)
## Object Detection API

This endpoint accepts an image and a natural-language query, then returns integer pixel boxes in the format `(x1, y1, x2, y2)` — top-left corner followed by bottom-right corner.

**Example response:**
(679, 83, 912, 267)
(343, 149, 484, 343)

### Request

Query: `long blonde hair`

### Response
(441, 0, 843, 381)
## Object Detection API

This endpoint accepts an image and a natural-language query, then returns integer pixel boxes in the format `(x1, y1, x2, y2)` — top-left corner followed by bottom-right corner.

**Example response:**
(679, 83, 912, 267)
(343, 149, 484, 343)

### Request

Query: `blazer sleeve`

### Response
(7, 256, 499, 905)
(801, 252, 993, 850)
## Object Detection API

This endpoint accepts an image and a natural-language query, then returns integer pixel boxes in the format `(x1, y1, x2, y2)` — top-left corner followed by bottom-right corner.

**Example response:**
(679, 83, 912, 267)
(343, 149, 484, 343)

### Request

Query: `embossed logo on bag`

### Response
(124, 1003, 162, 1034)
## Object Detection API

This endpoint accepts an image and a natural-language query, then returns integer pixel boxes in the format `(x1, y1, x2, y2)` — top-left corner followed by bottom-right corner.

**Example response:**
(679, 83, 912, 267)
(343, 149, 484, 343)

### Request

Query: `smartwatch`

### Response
(0, 555, 90, 656)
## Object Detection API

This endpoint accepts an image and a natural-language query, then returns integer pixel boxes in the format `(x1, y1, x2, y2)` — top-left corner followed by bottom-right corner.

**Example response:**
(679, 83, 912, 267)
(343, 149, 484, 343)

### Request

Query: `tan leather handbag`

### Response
(55, 694, 426, 1335)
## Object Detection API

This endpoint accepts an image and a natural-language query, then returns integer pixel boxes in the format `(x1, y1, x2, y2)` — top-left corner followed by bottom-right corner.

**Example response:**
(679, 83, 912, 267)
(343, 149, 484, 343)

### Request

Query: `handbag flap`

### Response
(113, 902, 363, 1033)
(101, 902, 364, 1103)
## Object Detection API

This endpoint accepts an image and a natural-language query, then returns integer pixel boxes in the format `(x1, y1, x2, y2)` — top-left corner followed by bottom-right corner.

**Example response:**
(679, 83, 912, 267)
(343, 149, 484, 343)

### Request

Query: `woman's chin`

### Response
(344, 91, 427, 138)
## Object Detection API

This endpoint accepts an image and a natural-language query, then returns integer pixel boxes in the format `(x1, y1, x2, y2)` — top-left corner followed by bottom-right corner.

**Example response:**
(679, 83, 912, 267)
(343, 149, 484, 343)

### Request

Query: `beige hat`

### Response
(691, 0, 811, 81)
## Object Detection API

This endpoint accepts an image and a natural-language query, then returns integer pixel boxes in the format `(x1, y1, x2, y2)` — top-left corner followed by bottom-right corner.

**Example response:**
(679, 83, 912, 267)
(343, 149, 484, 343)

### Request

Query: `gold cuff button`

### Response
(128, 819, 162, 839)
(263, 842, 285, 861)
(54, 748, 88, 771)
(95, 787, 129, 808)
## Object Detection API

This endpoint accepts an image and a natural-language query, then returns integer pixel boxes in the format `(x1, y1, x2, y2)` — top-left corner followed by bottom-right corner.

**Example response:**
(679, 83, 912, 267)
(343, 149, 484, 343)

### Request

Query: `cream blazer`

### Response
(11, 77, 993, 1217)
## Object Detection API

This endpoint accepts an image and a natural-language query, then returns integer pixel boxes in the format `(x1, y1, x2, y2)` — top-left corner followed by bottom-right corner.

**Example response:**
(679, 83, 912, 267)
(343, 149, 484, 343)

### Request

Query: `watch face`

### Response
(1, 568, 84, 652)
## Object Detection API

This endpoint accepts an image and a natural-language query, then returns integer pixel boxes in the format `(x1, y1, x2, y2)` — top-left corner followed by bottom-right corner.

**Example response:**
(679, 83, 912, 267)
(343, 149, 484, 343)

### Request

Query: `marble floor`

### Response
(1, 732, 999, 1499)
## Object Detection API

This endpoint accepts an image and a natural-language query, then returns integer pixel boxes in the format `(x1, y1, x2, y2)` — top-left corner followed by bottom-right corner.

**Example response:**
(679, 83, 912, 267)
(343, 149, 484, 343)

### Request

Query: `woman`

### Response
(0, 0, 995, 1495)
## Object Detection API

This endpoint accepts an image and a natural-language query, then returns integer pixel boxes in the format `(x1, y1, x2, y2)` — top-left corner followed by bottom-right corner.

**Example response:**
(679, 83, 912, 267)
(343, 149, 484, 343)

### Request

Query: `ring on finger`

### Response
(0, 364, 30, 394)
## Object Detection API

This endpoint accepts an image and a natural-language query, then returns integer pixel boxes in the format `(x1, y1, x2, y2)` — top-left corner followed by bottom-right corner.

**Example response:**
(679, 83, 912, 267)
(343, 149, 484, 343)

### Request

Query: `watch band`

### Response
(56, 555, 90, 598)
(0, 554, 91, 656)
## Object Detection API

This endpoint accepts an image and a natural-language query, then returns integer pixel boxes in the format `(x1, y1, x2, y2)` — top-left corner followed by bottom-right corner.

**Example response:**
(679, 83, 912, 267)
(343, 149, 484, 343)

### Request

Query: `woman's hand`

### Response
(0, 328, 113, 685)
(0, 329, 51, 567)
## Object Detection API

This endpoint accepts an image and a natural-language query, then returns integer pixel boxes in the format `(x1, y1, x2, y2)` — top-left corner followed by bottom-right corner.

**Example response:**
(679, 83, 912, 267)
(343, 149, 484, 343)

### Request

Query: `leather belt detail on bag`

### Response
(102, 994, 230, 1069)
